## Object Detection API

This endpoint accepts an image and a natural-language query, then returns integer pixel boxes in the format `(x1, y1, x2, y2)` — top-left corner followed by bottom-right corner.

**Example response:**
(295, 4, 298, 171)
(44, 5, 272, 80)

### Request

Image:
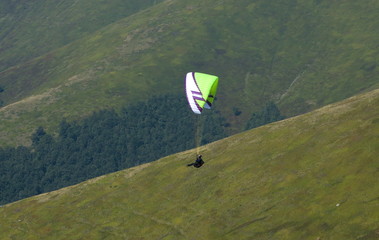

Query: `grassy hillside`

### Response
(1, 88, 378, 240)
(1, 0, 379, 146)
(0, 0, 164, 72)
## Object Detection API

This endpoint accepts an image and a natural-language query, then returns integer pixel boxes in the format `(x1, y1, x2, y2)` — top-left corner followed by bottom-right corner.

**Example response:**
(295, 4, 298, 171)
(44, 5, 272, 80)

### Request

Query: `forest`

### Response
(245, 102, 285, 130)
(0, 94, 227, 204)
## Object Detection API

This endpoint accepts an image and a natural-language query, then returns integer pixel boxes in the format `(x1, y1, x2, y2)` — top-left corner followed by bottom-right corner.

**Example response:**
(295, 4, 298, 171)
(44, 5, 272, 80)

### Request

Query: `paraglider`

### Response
(185, 72, 219, 114)
(185, 72, 219, 168)
(187, 155, 204, 168)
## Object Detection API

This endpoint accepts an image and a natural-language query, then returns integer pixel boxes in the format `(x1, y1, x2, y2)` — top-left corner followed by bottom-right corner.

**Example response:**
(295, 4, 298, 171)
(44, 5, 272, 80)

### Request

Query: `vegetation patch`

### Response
(0, 94, 226, 204)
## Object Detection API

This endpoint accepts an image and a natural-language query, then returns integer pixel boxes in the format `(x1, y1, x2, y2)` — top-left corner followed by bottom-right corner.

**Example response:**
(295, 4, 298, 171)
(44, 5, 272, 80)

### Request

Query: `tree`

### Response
(31, 127, 47, 146)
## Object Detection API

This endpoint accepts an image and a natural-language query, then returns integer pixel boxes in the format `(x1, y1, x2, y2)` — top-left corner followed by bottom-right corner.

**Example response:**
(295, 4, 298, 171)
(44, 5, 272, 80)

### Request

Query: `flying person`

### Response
(187, 155, 204, 168)
(184, 72, 218, 168)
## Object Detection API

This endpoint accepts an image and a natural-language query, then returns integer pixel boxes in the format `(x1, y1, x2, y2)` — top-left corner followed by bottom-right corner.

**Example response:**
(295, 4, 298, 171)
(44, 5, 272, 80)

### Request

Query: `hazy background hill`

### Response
(1, 0, 379, 146)
(1, 88, 378, 240)
(0, 0, 164, 72)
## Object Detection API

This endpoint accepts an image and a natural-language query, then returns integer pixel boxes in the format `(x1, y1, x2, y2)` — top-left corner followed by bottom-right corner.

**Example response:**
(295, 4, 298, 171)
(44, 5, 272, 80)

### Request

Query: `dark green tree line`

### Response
(0, 94, 226, 204)
(245, 102, 285, 130)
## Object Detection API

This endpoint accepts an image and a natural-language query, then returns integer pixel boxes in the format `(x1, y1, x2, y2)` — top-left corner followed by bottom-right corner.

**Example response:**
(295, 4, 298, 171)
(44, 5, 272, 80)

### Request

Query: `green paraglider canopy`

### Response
(185, 72, 219, 114)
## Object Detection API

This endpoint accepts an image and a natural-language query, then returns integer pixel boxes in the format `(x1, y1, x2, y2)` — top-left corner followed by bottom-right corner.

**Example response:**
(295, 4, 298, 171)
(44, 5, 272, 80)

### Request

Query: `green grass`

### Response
(1, 88, 378, 239)
(0, 0, 165, 72)
(1, 0, 379, 146)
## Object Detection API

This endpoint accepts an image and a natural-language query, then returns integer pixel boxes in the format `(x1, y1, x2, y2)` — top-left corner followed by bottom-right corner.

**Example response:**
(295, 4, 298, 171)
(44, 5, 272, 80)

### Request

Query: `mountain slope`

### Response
(1, 0, 379, 146)
(1, 88, 378, 240)
(0, 0, 164, 72)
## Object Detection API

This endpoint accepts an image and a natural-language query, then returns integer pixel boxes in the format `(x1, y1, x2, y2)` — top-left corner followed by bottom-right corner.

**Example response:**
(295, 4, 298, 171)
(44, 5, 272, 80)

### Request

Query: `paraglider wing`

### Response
(185, 72, 219, 114)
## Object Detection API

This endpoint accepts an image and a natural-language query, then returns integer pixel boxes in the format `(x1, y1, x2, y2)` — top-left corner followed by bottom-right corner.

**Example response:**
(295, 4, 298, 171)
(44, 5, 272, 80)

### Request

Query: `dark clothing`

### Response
(187, 156, 204, 168)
